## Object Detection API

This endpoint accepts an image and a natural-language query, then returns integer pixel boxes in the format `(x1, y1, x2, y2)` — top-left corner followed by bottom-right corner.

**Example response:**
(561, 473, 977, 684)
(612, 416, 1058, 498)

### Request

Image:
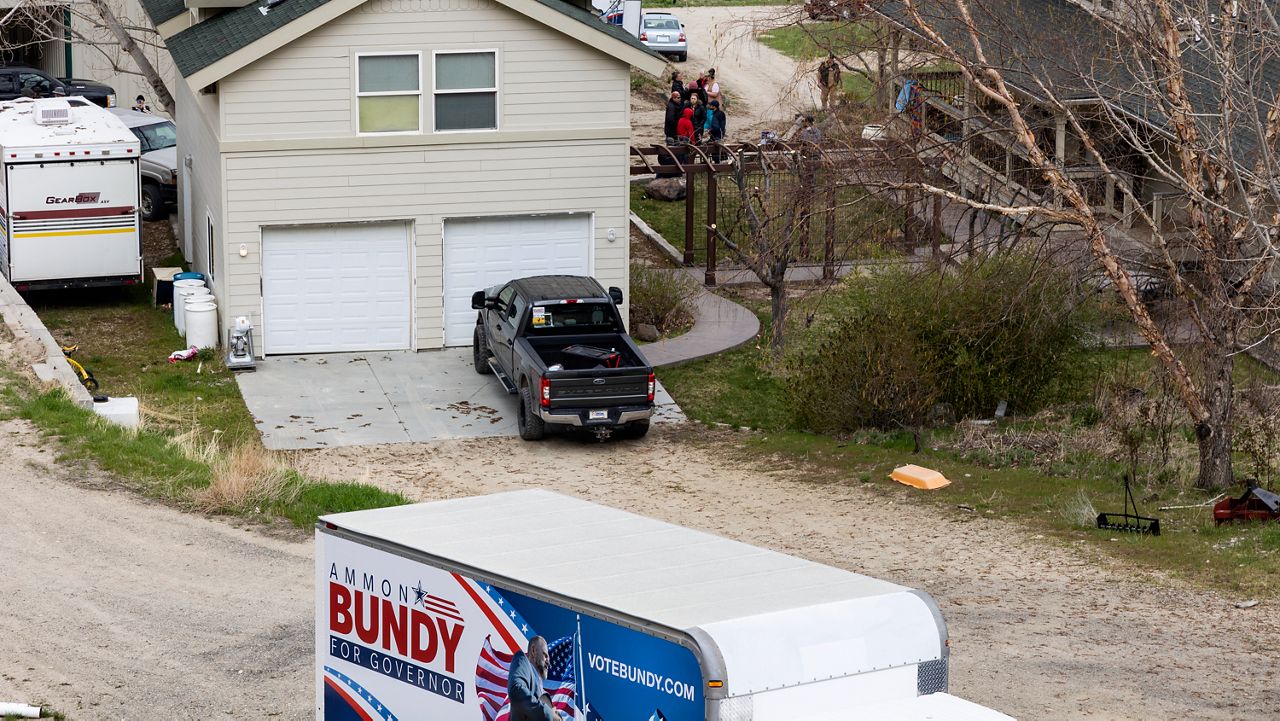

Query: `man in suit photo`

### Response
(507, 636, 563, 721)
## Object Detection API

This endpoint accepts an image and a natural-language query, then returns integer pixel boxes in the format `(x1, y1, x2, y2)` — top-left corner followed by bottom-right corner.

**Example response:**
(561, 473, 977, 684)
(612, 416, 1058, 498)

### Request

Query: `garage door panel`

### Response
(442, 214, 591, 346)
(263, 222, 412, 354)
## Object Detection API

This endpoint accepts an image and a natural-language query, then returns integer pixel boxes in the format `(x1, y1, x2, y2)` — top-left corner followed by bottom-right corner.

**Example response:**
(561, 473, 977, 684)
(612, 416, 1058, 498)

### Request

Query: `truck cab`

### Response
(472, 275, 655, 440)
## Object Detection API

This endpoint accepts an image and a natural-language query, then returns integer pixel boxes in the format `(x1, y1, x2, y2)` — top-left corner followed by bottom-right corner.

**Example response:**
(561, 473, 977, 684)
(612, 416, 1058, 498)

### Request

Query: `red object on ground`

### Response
(1213, 484, 1280, 524)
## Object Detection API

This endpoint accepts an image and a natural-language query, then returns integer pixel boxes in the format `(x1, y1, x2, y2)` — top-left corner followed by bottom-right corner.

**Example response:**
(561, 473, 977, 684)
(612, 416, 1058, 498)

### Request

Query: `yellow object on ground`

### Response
(890, 464, 952, 490)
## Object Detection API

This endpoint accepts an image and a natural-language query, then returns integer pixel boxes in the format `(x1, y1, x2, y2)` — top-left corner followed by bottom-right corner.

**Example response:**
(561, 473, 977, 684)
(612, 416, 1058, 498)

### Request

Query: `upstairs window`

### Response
(357, 53, 421, 133)
(433, 51, 497, 132)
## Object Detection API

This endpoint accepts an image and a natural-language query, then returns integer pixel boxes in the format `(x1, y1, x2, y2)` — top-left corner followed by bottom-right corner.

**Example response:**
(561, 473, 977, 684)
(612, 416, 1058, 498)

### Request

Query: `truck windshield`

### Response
(525, 302, 621, 335)
(135, 121, 177, 151)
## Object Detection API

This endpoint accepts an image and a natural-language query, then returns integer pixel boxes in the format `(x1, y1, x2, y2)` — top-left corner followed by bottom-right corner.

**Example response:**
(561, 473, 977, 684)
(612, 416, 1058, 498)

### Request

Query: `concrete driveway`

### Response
(237, 350, 684, 449)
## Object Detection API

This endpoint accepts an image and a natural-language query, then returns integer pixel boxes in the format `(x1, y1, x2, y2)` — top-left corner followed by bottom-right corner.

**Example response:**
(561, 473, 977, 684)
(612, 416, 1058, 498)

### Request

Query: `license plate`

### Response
(589, 410, 609, 420)
(656, 35, 671, 42)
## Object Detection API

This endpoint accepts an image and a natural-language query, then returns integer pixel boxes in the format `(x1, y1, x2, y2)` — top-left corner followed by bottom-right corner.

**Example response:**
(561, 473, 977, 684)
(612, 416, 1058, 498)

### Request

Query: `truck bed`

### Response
(524, 334, 646, 371)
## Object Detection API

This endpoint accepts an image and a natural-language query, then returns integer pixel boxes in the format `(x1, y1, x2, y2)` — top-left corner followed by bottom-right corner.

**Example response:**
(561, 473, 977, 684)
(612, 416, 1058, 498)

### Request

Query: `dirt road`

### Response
(0, 418, 314, 719)
(301, 429, 1280, 721)
(632, 5, 817, 144)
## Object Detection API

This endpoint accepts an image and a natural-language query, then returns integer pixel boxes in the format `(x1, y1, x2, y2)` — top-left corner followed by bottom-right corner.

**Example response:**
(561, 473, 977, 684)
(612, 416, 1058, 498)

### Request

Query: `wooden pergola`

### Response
(628, 140, 886, 285)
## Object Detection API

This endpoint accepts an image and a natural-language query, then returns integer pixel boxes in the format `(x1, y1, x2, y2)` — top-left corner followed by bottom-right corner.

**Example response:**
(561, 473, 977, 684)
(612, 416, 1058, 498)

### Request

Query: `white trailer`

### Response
(0, 97, 142, 291)
(316, 489, 1015, 721)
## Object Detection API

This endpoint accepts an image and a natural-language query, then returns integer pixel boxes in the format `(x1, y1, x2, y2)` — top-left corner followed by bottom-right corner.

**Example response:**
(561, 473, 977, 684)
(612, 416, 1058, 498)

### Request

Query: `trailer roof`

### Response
(0, 98, 137, 151)
(323, 489, 913, 629)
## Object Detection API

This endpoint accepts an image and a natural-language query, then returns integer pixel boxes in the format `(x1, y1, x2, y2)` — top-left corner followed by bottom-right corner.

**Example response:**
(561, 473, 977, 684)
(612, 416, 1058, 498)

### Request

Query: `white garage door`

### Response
(442, 214, 591, 346)
(262, 222, 412, 354)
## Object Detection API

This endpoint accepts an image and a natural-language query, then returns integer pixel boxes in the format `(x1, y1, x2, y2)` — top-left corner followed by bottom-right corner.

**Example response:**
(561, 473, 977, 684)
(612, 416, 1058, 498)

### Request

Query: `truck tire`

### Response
(473, 326, 492, 375)
(620, 420, 650, 439)
(141, 184, 166, 222)
(518, 385, 546, 441)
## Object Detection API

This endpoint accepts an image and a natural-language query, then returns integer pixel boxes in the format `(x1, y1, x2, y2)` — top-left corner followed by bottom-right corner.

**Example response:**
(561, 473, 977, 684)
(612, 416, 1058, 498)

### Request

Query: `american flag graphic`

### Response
(476, 635, 583, 721)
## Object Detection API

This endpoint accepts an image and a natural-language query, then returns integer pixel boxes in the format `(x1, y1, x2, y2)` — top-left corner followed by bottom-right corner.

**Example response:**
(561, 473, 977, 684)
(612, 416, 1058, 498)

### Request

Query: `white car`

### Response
(639, 13, 687, 62)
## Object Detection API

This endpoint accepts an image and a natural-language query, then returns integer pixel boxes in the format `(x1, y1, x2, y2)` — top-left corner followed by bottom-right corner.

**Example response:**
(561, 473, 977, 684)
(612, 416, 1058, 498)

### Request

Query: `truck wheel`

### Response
(141, 184, 166, 222)
(473, 327, 492, 375)
(518, 385, 546, 441)
(620, 420, 650, 439)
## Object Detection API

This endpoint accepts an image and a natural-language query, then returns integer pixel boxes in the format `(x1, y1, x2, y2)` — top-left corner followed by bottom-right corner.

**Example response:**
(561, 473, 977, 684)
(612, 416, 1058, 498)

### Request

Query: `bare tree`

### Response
(1, 0, 173, 114)
(849, 0, 1280, 489)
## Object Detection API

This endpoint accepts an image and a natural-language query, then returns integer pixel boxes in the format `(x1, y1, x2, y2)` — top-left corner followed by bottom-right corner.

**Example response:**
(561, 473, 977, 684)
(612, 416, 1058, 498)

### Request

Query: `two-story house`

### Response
(140, 0, 663, 354)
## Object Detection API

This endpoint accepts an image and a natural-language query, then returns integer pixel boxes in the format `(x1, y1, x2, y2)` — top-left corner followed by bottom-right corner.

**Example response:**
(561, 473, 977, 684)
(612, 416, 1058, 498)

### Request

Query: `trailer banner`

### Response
(317, 532, 705, 721)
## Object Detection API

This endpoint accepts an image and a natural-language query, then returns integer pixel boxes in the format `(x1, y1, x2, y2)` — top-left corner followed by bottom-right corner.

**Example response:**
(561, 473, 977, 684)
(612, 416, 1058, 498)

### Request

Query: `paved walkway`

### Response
(642, 287, 761, 367)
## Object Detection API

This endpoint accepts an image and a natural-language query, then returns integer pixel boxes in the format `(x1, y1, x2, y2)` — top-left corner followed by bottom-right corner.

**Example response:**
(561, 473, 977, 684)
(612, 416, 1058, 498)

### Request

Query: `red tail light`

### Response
(639, 32, 648, 41)
(540, 376, 552, 408)
(647, 373, 656, 402)
(678, 33, 686, 42)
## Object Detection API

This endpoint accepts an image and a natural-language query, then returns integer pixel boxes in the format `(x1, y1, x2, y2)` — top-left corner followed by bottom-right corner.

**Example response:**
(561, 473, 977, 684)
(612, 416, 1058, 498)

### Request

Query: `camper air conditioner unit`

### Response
(34, 99, 72, 126)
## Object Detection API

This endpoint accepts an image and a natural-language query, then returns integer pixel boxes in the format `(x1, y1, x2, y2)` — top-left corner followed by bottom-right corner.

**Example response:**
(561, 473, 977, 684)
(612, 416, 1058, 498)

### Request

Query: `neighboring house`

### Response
(139, 0, 664, 355)
(873, 0, 1270, 262)
(0, 0, 177, 112)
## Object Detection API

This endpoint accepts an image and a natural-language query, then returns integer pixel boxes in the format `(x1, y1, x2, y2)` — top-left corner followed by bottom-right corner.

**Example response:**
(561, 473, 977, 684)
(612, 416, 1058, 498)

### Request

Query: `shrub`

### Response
(628, 262, 697, 335)
(785, 255, 1095, 432)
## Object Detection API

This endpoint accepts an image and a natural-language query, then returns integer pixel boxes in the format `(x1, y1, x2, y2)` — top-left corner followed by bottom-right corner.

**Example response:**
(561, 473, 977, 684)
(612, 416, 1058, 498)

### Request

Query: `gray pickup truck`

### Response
(472, 275, 655, 441)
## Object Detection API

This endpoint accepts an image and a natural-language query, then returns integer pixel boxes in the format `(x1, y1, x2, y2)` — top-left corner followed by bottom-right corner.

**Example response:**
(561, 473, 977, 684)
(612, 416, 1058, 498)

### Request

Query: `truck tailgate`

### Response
(550, 371, 650, 407)
(751, 692, 1015, 721)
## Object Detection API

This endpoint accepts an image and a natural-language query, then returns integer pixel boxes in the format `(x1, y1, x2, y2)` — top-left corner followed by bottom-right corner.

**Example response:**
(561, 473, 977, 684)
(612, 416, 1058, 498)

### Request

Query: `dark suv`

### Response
(0, 66, 116, 108)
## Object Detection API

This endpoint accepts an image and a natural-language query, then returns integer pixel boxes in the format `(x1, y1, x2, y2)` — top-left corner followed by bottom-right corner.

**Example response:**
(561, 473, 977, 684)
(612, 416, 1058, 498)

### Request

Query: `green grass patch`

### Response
(722, 428, 1280, 597)
(757, 21, 878, 60)
(660, 342, 791, 430)
(5, 383, 408, 530)
(27, 285, 258, 445)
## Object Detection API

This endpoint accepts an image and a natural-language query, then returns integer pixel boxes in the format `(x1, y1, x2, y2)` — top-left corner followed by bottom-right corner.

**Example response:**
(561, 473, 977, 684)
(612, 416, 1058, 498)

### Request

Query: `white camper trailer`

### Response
(316, 489, 1015, 721)
(0, 97, 142, 291)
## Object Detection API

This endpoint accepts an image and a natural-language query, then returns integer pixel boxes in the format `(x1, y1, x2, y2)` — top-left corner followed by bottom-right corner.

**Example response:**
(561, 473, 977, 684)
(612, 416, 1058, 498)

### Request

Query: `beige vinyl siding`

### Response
(218, 0, 628, 140)
(222, 139, 628, 349)
(175, 79, 226, 306)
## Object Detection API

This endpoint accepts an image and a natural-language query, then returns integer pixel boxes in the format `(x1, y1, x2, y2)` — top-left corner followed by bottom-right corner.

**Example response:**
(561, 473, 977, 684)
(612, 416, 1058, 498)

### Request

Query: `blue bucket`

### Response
(174, 271, 205, 282)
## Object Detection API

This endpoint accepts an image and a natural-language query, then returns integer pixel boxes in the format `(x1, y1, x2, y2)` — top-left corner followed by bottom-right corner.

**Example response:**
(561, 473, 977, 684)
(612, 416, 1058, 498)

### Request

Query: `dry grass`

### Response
(191, 443, 299, 512)
(1060, 488, 1098, 527)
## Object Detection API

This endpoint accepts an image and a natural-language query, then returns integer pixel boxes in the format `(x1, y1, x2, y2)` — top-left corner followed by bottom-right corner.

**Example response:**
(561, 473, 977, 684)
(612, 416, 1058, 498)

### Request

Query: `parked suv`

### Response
(110, 109, 178, 221)
(639, 13, 687, 62)
(0, 66, 116, 108)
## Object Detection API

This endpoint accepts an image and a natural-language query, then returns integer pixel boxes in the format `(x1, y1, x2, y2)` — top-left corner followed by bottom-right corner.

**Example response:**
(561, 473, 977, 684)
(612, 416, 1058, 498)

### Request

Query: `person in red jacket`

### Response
(676, 107, 695, 142)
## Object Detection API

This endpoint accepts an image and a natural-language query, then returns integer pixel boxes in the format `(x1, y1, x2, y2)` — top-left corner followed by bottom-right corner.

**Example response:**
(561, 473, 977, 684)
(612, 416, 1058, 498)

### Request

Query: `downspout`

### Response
(63, 7, 73, 77)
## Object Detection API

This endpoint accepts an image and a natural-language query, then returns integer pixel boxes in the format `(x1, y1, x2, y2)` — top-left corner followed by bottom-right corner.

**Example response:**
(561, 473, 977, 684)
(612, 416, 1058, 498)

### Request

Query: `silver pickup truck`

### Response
(110, 108, 177, 221)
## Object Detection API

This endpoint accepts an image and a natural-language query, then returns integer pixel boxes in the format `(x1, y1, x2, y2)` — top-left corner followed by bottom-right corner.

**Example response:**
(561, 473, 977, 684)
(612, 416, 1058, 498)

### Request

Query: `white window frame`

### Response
(431, 49, 500, 134)
(354, 51, 423, 136)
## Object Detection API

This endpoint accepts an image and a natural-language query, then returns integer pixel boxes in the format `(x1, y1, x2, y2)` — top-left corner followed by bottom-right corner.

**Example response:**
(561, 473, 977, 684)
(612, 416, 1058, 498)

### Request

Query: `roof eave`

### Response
(180, 0, 666, 90)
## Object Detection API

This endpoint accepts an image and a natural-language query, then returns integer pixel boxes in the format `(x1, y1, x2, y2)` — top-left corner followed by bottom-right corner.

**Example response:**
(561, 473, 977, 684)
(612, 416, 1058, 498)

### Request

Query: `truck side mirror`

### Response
(471, 291, 486, 310)
(608, 286, 624, 305)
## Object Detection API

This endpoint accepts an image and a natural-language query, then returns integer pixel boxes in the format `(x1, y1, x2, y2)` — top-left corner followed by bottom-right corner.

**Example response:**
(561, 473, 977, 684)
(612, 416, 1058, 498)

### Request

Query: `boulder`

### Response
(635, 323, 660, 342)
(644, 177, 686, 202)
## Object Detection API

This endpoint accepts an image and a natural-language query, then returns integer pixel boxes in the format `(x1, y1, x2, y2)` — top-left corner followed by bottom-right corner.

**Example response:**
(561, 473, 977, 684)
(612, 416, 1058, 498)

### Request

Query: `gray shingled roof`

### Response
(151, 0, 661, 79)
(877, 0, 1280, 161)
(140, 0, 187, 24)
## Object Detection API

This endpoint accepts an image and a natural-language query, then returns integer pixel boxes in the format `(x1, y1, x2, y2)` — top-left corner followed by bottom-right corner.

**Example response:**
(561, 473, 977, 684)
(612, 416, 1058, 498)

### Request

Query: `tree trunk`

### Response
(769, 281, 787, 358)
(86, 0, 175, 115)
(1195, 350, 1235, 490)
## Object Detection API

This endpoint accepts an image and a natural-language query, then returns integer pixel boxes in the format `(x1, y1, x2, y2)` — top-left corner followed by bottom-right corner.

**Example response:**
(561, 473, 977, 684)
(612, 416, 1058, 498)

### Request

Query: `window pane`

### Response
(435, 52, 495, 91)
(359, 95, 420, 132)
(140, 122, 178, 150)
(435, 92, 497, 130)
(359, 55, 419, 93)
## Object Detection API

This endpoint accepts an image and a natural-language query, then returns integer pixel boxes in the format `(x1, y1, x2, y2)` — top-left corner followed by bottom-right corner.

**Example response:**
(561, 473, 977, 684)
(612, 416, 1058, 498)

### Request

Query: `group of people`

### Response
(663, 68, 726, 145)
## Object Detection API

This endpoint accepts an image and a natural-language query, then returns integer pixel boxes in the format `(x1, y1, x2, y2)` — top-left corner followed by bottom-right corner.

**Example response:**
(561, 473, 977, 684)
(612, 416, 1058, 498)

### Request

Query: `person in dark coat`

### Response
(689, 94, 707, 143)
(670, 71, 686, 101)
(663, 90, 684, 142)
(508, 636, 561, 721)
(677, 107, 695, 142)
(707, 100, 727, 143)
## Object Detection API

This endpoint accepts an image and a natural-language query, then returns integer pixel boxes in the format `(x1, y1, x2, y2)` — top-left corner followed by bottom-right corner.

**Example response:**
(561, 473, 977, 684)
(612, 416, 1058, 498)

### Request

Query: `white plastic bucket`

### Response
(182, 291, 214, 338)
(861, 124, 887, 141)
(185, 301, 219, 349)
(173, 283, 209, 334)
